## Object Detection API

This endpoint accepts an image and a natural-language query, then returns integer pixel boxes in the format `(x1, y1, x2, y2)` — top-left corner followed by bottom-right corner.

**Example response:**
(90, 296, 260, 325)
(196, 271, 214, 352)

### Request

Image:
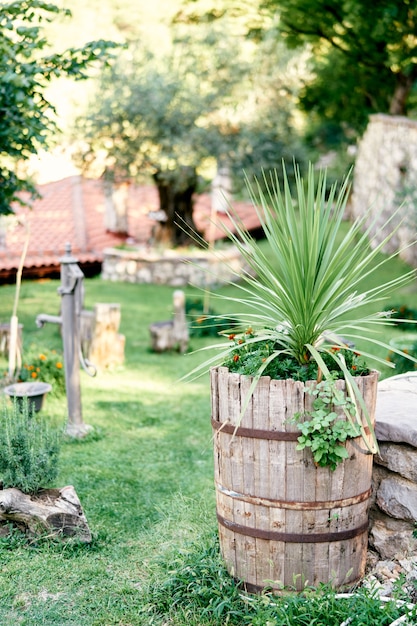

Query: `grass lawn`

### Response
(0, 245, 415, 625)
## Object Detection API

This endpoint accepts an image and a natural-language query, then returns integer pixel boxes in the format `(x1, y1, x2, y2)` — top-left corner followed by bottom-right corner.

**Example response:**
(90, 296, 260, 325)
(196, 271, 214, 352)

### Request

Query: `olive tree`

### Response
(77, 17, 306, 247)
(76, 30, 249, 247)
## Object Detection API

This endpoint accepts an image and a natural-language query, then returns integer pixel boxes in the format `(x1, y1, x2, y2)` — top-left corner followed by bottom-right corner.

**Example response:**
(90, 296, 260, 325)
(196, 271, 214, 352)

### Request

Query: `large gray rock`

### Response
(377, 475, 417, 521)
(369, 509, 417, 559)
(375, 373, 417, 447)
(375, 443, 417, 482)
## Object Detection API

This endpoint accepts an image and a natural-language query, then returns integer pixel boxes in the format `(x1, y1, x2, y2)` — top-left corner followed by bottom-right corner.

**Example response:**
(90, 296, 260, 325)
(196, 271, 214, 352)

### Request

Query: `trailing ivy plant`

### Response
(291, 377, 360, 471)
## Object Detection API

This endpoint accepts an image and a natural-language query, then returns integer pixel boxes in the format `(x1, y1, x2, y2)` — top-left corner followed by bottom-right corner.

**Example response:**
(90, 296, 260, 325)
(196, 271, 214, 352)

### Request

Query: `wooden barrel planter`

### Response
(210, 366, 379, 593)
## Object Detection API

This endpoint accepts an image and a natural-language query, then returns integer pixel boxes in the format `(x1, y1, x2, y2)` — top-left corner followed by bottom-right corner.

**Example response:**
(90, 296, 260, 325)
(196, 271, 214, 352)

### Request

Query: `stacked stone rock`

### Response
(351, 114, 417, 269)
(101, 245, 248, 287)
(370, 373, 417, 560)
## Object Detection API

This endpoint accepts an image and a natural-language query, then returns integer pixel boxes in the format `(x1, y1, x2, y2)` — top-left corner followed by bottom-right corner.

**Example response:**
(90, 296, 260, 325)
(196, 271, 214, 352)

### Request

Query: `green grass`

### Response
(0, 245, 415, 625)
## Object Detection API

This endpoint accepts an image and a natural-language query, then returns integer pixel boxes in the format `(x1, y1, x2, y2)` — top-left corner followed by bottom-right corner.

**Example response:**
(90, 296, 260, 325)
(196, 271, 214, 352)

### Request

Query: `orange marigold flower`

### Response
(228, 334, 236, 341)
(39, 354, 47, 361)
(238, 339, 244, 345)
(31, 372, 37, 378)
(56, 362, 63, 369)
(245, 327, 253, 335)
(352, 365, 357, 371)
(29, 365, 34, 370)
(233, 354, 240, 362)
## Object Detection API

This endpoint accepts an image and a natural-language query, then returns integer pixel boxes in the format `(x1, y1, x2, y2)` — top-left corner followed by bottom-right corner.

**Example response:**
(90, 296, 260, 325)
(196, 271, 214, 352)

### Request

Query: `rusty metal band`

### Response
(211, 418, 370, 441)
(217, 512, 369, 543)
(215, 483, 372, 510)
(211, 418, 299, 441)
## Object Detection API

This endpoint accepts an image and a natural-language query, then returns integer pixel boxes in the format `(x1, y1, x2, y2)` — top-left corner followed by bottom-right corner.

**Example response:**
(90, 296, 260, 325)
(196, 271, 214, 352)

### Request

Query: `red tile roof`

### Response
(0, 176, 262, 280)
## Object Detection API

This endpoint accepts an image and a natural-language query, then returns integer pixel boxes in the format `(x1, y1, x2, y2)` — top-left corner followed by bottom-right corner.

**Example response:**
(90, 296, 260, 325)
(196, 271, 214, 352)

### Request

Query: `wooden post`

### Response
(58, 245, 93, 437)
(36, 244, 94, 437)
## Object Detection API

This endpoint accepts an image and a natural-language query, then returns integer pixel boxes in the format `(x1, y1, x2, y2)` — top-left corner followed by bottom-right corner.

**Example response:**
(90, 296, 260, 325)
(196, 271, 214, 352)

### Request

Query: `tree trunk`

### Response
(389, 71, 416, 116)
(0, 485, 91, 541)
(153, 167, 205, 248)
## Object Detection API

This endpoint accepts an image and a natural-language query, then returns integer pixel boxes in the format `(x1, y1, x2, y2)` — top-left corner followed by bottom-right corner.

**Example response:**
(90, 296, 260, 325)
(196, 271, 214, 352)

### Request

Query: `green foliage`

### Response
(178, 0, 417, 145)
(224, 328, 369, 381)
(260, 0, 417, 141)
(187, 163, 417, 460)
(18, 346, 65, 395)
(77, 39, 245, 182)
(76, 37, 249, 244)
(191, 163, 416, 380)
(76, 15, 308, 243)
(0, 1, 118, 214)
(0, 398, 61, 493)
(145, 532, 414, 625)
(387, 340, 417, 375)
(147, 534, 245, 621)
(186, 297, 238, 337)
(291, 377, 359, 471)
(0, 277, 414, 623)
(385, 303, 417, 331)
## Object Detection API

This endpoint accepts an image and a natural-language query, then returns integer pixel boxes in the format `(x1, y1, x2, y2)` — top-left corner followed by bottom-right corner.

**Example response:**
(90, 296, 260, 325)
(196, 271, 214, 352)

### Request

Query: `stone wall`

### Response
(101, 245, 248, 287)
(370, 373, 417, 559)
(351, 114, 417, 267)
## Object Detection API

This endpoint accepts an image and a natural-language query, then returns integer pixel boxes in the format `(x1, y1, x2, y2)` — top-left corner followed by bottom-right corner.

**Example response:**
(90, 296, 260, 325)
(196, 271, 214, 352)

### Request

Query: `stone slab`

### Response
(375, 373, 417, 447)
(376, 475, 417, 521)
(369, 508, 417, 559)
(375, 443, 417, 482)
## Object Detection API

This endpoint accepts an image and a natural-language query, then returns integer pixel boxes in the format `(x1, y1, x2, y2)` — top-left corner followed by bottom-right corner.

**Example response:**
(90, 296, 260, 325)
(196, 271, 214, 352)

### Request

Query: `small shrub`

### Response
(387, 340, 417, 375)
(18, 346, 65, 395)
(0, 398, 61, 493)
(185, 298, 239, 338)
(385, 304, 417, 331)
(223, 329, 369, 382)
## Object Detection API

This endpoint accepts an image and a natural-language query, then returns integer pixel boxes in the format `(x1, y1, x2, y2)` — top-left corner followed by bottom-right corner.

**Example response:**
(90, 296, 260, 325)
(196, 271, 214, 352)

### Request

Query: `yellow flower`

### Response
(31, 372, 37, 378)
(56, 362, 63, 369)
(39, 354, 47, 361)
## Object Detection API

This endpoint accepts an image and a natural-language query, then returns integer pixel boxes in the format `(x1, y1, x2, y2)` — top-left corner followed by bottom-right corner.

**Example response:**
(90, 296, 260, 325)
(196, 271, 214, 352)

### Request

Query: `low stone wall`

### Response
(101, 245, 248, 287)
(370, 373, 417, 559)
(351, 114, 417, 267)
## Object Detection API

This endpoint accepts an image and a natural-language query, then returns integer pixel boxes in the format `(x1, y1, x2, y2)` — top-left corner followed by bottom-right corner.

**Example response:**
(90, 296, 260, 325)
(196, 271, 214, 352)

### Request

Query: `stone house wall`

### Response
(351, 114, 417, 267)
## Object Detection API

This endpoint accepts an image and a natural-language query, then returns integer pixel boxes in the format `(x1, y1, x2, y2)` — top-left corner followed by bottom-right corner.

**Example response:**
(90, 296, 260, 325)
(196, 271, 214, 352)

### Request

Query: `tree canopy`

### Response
(178, 0, 417, 144)
(261, 0, 417, 139)
(76, 18, 305, 246)
(0, 0, 117, 214)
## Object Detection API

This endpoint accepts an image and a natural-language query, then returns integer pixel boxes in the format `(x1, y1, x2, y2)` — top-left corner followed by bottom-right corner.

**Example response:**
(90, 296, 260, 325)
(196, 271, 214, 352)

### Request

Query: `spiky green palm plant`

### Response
(190, 162, 416, 451)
